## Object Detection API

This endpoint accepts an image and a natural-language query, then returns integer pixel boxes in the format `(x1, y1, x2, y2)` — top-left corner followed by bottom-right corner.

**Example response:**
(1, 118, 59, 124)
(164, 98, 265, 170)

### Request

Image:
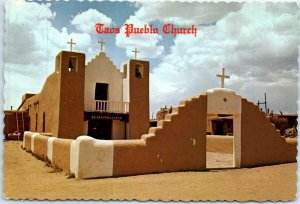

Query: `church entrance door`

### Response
(88, 119, 112, 140)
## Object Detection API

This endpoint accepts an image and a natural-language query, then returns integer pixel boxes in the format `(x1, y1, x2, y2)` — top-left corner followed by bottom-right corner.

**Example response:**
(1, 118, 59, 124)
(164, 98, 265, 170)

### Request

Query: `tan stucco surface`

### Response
(22, 51, 85, 139)
(24, 71, 60, 136)
(52, 138, 73, 171)
(125, 60, 150, 139)
(70, 136, 114, 179)
(112, 93, 207, 176)
(240, 99, 297, 167)
(23, 132, 73, 172)
(85, 52, 123, 103)
(23, 131, 34, 151)
(207, 135, 233, 154)
(33, 135, 49, 160)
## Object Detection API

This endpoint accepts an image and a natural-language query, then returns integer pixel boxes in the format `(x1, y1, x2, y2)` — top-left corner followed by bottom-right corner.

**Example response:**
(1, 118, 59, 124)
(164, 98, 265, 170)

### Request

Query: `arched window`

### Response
(135, 63, 144, 78)
(68, 56, 78, 72)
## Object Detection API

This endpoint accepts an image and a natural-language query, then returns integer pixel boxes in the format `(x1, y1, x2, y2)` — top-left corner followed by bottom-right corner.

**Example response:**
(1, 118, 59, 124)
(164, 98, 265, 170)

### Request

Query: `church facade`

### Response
(16, 47, 150, 140)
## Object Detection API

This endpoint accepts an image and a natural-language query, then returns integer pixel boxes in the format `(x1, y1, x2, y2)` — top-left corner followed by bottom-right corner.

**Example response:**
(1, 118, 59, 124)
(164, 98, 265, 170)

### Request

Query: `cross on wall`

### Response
(132, 48, 139, 59)
(216, 68, 230, 88)
(67, 38, 76, 52)
(98, 38, 106, 52)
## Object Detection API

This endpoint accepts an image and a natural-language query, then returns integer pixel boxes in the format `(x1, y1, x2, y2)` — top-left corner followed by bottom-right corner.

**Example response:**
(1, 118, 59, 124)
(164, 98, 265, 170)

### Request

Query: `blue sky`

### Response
(49, 0, 138, 67)
(4, 0, 299, 115)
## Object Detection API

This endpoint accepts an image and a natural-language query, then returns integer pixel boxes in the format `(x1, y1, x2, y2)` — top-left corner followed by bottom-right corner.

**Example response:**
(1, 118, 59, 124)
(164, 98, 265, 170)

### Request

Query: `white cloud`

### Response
(135, 2, 242, 26)
(115, 1, 241, 59)
(71, 9, 113, 34)
(115, 15, 164, 59)
(4, 0, 94, 109)
(149, 2, 299, 114)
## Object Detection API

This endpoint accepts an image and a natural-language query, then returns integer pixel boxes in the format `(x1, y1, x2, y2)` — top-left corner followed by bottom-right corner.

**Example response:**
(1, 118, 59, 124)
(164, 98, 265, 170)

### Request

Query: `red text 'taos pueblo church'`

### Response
(4, 38, 297, 179)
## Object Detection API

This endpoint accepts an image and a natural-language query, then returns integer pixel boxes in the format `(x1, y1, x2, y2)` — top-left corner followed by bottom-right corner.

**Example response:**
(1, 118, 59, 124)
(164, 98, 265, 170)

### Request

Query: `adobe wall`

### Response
(240, 99, 297, 167)
(21, 51, 85, 139)
(207, 135, 233, 154)
(24, 72, 60, 136)
(52, 138, 73, 171)
(85, 52, 123, 103)
(3, 111, 29, 137)
(33, 134, 49, 160)
(23, 89, 297, 179)
(23, 131, 34, 151)
(207, 88, 242, 167)
(58, 52, 85, 139)
(23, 132, 73, 172)
(112, 120, 126, 139)
(127, 60, 150, 139)
(70, 93, 207, 178)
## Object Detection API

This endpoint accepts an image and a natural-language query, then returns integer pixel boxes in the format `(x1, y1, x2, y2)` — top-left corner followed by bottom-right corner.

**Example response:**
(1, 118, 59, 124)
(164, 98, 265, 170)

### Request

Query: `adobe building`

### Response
(22, 88, 297, 179)
(7, 41, 149, 140)
(17, 48, 297, 179)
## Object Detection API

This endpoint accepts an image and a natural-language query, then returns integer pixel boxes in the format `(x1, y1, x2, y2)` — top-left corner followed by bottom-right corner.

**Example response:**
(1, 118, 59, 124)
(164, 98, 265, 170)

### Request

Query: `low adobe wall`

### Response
(23, 132, 73, 171)
(52, 138, 73, 171)
(240, 99, 297, 167)
(33, 134, 49, 160)
(23, 132, 35, 151)
(70, 94, 207, 179)
(207, 135, 233, 154)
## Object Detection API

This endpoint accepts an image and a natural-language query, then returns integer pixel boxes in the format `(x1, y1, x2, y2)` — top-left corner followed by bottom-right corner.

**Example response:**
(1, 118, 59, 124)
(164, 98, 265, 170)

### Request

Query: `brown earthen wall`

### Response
(33, 135, 49, 160)
(113, 94, 207, 176)
(206, 135, 233, 154)
(25, 72, 60, 136)
(240, 99, 297, 167)
(4, 111, 29, 137)
(58, 52, 85, 139)
(52, 139, 73, 171)
(4, 112, 18, 136)
(128, 60, 150, 139)
(23, 51, 85, 139)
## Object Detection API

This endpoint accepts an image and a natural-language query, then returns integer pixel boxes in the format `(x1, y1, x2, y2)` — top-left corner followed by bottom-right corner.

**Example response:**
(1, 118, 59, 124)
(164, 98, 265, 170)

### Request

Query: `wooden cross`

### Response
(67, 38, 76, 52)
(98, 38, 106, 52)
(216, 68, 230, 88)
(132, 48, 139, 59)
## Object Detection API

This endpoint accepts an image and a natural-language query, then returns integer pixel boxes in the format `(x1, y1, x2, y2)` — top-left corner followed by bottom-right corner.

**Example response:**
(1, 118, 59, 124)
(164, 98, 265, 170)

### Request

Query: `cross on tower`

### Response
(67, 38, 76, 52)
(216, 68, 230, 88)
(98, 38, 106, 52)
(132, 48, 139, 59)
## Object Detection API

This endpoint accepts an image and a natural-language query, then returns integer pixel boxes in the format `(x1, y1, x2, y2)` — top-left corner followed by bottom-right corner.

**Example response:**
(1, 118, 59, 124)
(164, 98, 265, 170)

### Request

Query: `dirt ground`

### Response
(2, 141, 297, 201)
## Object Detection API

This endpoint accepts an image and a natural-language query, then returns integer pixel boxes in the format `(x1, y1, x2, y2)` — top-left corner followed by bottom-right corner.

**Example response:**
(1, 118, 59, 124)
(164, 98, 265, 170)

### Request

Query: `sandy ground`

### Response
(3, 141, 297, 201)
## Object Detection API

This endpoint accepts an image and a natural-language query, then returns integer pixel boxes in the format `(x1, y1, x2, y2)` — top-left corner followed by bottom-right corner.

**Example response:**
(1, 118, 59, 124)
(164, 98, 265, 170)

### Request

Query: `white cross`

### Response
(98, 38, 106, 52)
(216, 68, 230, 88)
(132, 48, 139, 59)
(67, 38, 76, 52)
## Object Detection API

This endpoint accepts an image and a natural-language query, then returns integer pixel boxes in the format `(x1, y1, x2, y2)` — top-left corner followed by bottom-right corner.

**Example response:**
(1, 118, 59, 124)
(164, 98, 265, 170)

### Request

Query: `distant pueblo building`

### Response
(4, 39, 149, 140)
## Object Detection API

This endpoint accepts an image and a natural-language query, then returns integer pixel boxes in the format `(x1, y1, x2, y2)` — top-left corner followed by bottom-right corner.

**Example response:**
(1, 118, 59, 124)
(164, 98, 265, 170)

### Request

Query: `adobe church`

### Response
(5, 39, 149, 140)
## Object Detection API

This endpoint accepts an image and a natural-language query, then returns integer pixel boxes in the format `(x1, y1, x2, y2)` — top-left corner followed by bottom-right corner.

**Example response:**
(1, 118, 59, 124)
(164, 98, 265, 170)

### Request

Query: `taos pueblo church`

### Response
(4, 39, 297, 179)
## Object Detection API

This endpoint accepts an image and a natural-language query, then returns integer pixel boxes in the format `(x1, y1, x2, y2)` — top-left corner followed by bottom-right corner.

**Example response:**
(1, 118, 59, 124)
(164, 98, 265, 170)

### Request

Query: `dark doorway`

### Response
(88, 119, 112, 140)
(212, 118, 233, 135)
(35, 113, 38, 132)
(215, 121, 224, 135)
(42, 112, 46, 132)
(95, 83, 108, 100)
